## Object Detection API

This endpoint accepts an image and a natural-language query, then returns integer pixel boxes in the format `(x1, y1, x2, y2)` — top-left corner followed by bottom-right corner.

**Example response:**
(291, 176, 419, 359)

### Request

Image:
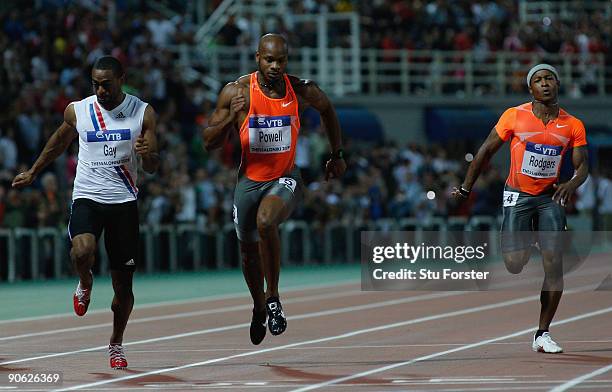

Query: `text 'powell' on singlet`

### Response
(239, 72, 300, 182)
(72, 94, 148, 203)
(495, 102, 587, 196)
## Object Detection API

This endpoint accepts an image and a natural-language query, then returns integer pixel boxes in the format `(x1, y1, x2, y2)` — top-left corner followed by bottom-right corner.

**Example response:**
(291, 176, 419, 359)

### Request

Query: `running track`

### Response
(0, 260, 611, 391)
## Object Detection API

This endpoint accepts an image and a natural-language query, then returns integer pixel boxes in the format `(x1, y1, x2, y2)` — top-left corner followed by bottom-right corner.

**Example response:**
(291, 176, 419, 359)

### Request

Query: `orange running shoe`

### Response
(72, 282, 91, 317)
(109, 344, 128, 369)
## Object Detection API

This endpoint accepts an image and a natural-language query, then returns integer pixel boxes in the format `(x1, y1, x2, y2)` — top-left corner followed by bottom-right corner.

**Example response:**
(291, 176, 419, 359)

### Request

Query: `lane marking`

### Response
(430, 378, 517, 382)
(289, 306, 612, 392)
(4, 258, 606, 326)
(0, 289, 368, 342)
(4, 266, 605, 341)
(53, 292, 557, 391)
(0, 280, 359, 325)
(1, 291, 456, 365)
(550, 363, 612, 392)
(3, 264, 603, 334)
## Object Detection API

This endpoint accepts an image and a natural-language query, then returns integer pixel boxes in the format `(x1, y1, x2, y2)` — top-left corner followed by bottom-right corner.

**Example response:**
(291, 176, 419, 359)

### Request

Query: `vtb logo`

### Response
(87, 129, 131, 143)
(95, 132, 123, 141)
(529, 142, 560, 156)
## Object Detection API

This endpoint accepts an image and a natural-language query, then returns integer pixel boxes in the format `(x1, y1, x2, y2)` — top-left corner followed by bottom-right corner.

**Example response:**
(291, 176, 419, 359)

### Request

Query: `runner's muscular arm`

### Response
(552, 146, 588, 206)
(12, 104, 78, 188)
(456, 128, 505, 195)
(303, 81, 343, 154)
(301, 80, 346, 180)
(135, 105, 160, 173)
(202, 82, 245, 150)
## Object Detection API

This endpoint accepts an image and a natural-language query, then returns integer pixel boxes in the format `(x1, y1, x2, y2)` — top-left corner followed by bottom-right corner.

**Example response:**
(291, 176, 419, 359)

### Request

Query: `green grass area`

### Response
(0, 264, 360, 321)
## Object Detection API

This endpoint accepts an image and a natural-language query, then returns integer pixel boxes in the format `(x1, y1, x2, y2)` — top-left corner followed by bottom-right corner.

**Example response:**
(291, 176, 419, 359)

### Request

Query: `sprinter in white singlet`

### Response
(12, 56, 159, 369)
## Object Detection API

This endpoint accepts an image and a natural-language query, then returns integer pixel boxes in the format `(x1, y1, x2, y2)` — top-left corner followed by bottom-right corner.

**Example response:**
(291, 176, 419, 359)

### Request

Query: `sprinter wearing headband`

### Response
(453, 64, 589, 353)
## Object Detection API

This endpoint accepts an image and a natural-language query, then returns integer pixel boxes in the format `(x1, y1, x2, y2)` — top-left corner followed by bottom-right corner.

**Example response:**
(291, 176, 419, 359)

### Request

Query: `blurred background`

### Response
(1, 0, 611, 282)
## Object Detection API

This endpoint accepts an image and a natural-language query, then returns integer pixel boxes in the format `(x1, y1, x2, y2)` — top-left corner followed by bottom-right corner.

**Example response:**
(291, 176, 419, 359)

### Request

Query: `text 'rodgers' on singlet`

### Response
(495, 102, 587, 196)
(72, 94, 148, 203)
(239, 72, 300, 182)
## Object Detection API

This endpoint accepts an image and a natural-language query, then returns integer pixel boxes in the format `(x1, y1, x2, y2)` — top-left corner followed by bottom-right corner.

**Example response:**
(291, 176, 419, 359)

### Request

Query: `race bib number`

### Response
(82, 129, 132, 167)
(279, 177, 297, 193)
(503, 191, 519, 207)
(521, 142, 562, 178)
(248, 115, 292, 154)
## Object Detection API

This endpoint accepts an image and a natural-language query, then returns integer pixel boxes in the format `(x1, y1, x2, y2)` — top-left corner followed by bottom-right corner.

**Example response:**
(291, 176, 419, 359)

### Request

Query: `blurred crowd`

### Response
(222, 0, 610, 95)
(1, 1, 611, 232)
(354, 1, 607, 55)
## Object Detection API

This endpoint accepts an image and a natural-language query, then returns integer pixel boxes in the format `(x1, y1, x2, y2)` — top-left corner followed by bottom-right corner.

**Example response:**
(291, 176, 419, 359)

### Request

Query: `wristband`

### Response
(458, 186, 471, 198)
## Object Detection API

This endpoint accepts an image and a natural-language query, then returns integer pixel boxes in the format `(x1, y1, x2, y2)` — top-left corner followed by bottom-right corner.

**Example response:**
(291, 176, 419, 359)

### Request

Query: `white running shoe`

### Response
(532, 332, 563, 353)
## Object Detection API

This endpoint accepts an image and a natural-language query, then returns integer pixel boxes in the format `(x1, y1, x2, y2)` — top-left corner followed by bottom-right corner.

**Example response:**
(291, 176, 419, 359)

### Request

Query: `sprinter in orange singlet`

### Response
(202, 34, 346, 345)
(453, 64, 589, 353)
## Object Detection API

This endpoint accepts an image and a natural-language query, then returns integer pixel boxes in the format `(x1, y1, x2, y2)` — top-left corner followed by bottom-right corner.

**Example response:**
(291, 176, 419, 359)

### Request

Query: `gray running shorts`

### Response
(501, 185, 566, 252)
(233, 168, 303, 243)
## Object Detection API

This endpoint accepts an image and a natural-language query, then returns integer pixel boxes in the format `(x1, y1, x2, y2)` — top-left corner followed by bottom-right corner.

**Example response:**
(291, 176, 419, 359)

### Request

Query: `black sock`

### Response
(266, 296, 279, 304)
(535, 329, 548, 339)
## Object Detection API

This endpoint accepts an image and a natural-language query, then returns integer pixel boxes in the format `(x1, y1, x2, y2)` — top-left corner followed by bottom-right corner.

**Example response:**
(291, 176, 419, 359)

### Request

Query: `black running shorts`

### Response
(500, 185, 566, 252)
(68, 198, 139, 271)
(233, 168, 303, 243)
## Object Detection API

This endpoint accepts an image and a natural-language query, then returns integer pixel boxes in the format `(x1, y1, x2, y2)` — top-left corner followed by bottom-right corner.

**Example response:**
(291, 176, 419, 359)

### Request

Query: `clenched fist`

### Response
(12, 170, 36, 189)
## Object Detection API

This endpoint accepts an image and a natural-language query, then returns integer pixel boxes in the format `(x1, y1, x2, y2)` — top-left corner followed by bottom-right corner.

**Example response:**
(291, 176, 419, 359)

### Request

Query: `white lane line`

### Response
(53, 292, 551, 391)
(389, 378, 612, 385)
(549, 363, 612, 392)
(1, 291, 456, 366)
(0, 280, 359, 325)
(289, 306, 612, 392)
(403, 386, 612, 392)
(5, 260, 603, 326)
(430, 378, 517, 382)
(0, 288, 367, 342)
(280, 340, 612, 349)
(53, 385, 612, 392)
(6, 265, 604, 342)
(3, 337, 611, 356)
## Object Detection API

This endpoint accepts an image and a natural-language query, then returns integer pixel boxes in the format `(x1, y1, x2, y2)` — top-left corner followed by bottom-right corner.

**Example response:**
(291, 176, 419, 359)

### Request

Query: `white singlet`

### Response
(71, 94, 148, 204)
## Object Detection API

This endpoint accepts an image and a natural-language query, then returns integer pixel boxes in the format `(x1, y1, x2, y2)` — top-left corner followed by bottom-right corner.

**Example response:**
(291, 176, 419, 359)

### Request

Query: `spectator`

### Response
(1, 0, 609, 232)
(39, 172, 64, 227)
(598, 170, 612, 231)
(146, 11, 177, 48)
(144, 182, 172, 225)
(3, 188, 26, 228)
(16, 105, 43, 160)
(0, 127, 18, 171)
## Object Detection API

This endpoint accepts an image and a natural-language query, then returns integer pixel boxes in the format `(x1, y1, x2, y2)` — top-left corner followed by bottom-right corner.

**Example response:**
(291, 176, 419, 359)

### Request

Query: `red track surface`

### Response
(1, 264, 611, 391)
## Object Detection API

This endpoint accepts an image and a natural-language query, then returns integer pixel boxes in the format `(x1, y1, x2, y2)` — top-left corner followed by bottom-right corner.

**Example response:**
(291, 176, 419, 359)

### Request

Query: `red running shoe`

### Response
(72, 282, 91, 316)
(109, 344, 128, 369)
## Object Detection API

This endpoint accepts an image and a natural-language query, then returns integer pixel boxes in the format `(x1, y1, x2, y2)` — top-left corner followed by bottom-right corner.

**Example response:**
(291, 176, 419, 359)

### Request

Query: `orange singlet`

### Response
(495, 102, 587, 195)
(239, 72, 300, 182)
